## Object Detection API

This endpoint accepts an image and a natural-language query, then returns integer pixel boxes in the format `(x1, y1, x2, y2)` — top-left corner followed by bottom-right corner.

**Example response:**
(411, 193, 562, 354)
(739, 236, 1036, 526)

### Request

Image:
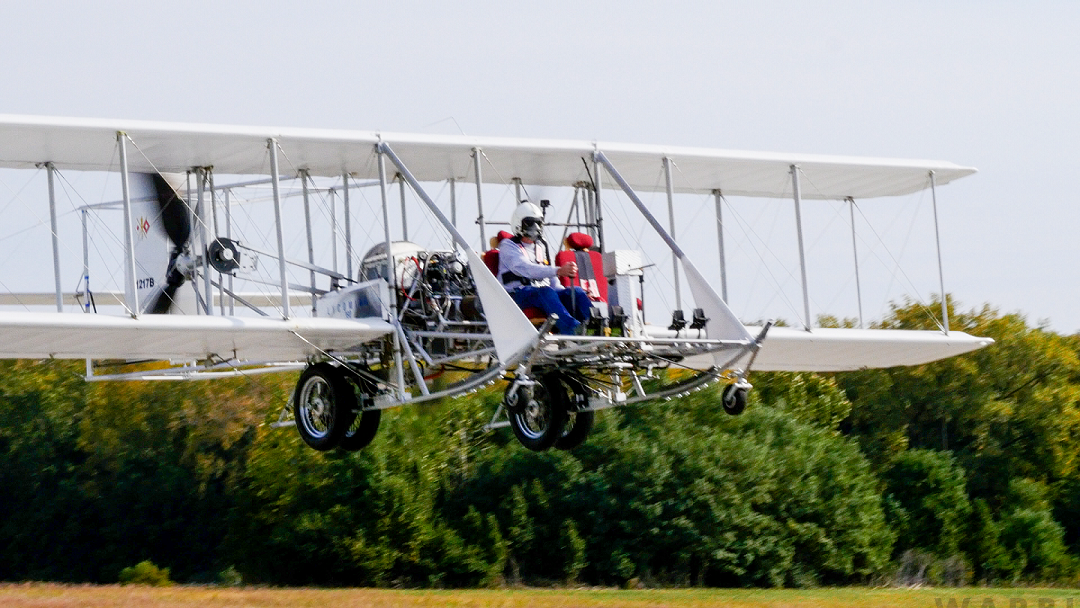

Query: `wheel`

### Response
(506, 373, 568, 452)
(293, 363, 357, 451)
(338, 376, 381, 452)
(555, 376, 594, 451)
(722, 383, 748, 416)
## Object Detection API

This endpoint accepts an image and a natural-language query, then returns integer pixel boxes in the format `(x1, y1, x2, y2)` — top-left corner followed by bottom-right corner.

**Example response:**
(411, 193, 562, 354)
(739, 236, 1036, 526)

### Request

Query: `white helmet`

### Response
(510, 202, 544, 239)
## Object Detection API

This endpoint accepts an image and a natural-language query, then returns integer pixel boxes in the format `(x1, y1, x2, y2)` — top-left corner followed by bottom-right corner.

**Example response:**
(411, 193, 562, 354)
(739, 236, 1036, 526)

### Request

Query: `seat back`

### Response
(481, 241, 545, 323)
(482, 230, 515, 277)
(482, 249, 500, 276)
(556, 232, 608, 302)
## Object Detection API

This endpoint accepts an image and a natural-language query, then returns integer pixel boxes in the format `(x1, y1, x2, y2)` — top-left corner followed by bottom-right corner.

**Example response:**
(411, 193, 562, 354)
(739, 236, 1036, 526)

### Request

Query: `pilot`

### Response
(498, 202, 593, 334)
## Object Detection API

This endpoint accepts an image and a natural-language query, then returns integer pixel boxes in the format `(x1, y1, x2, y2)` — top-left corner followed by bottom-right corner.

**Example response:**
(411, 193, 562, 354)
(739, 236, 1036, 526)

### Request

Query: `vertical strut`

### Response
(301, 170, 316, 313)
(343, 172, 353, 280)
(592, 154, 605, 251)
(268, 139, 290, 319)
(929, 171, 949, 334)
(328, 188, 338, 275)
(594, 151, 753, 345)
(663, 157, 682, 310)
(117, 133, 139, 317)
(81, 208, 89, 313)
(46, 163, 63, 312)
(473, 148, 487, 248)
(398, 174, 409, 241)
(225, 189, 234, 315)
(790, 165, 811, 330)
(713, 190, 729, 303)
(584, 185, 594, 239)
(377, 151, 407, 400)
(197, 168, 212, 315)
(449, 178, 457, 228)
(209, 171, 224, 315)
(848, 197, 864, 328)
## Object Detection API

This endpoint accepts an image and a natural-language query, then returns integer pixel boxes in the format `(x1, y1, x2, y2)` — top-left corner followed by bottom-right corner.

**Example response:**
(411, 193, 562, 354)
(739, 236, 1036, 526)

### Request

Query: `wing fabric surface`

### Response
(0, 114, 976, 200)
(0, 313, 393, 361)
(680, 327, 994, 372)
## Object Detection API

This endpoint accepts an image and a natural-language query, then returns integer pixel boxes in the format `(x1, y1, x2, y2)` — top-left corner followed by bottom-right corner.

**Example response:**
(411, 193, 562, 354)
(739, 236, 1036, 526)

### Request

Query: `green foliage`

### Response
(118, 560, 172, 586)
(752, 372, 852, 430)
(6, 297, 1080, 588)
(840, 298, 1080, 499)
(993, 479, 1070, 582)
(881, 449, 971, 556)
(560, 519, 587, 584)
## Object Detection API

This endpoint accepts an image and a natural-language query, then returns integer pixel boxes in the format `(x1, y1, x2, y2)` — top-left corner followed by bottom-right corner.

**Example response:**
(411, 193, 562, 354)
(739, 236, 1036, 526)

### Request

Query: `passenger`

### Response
(498, 202, 592, 335)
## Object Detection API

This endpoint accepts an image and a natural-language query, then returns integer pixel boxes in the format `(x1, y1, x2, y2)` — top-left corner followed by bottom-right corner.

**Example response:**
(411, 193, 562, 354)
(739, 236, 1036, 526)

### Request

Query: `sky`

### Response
(0, 1, 1077, 331)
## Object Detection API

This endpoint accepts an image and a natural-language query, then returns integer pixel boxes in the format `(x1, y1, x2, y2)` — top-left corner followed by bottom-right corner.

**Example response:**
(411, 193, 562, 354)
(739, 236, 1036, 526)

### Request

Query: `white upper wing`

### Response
(0, 114, 975, 200)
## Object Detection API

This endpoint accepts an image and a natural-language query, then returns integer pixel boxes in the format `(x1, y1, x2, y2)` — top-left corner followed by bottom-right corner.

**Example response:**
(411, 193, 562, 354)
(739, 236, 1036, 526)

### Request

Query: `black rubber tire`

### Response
(293, 363, 357, 451)
(338, 409, 381, 452)
(506, 373, 568, 452)
(555, 377, 594, 451)
(722, 384, 748, 416)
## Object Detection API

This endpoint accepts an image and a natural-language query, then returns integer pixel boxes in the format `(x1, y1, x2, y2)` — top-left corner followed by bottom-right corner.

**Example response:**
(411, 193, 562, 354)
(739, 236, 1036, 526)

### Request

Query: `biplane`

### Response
(0, 115, 993, 451)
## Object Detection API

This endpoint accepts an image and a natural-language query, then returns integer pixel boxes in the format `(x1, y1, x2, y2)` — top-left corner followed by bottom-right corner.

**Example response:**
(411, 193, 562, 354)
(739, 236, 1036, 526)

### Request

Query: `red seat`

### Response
(555, 232, 607, 303)
(483, 231, 545, 322)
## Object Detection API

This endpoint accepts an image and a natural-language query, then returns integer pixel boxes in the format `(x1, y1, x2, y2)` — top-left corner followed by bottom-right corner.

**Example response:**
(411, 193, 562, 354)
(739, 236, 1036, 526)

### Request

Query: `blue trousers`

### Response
(511, 286, 593, 334)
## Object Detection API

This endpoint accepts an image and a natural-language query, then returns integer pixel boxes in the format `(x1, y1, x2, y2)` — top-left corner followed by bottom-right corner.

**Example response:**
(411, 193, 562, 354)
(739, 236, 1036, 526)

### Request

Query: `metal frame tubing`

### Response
(343, 172, 353, 280)
(592, 156, 605, 251)
(398, 174, 409, 241)
(267, 139, 290, 319)
(208, 171, 225, 315)
(385, 143, 487, 256)
(449, 177, 457, 228)
(81, 209, 90, 313)
(197, 168, 212, 315)
(663, 157, 682, 310)
(790, 165, 812, 330)
(929, 171, 949, 333)
(847, 197, 864, 328)
(595, 152, 685, 259)
(116, 132, 139, 317)
(473, 148, 487, 248)
(46, 163, 63, 311)
(328, 187, 339, 274)
(377, 151, 408, 400)
(301, 169, 317, 313)
(225, 189, 235, 315)
(713, 189, 729, 303)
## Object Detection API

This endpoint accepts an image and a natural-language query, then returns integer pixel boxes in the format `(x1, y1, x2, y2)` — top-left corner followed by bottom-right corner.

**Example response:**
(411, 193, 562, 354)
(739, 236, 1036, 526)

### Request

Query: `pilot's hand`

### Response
(557, 261, 578, 278)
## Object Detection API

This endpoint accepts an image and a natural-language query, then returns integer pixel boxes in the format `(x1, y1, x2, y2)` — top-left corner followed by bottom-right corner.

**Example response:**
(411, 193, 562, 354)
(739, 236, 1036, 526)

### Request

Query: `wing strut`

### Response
(593, 151, 753, 359)
(378, 142, 538, 365)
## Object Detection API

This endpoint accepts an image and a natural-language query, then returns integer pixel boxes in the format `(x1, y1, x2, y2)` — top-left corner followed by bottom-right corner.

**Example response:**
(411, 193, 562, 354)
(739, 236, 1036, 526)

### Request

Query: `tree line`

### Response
(0, 298, 1078, 587)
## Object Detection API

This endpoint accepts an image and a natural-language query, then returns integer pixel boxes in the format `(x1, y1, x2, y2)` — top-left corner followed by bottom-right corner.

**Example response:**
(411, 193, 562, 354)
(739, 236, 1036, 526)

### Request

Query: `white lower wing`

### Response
(748, 327, 993, 372)
(0, 312, 394, 362)
(682, 327, 993, 372)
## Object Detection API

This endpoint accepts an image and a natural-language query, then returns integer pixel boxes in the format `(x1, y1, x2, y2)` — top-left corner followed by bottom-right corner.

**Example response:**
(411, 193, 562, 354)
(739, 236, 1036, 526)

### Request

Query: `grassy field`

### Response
(0, 585, 1077, 608)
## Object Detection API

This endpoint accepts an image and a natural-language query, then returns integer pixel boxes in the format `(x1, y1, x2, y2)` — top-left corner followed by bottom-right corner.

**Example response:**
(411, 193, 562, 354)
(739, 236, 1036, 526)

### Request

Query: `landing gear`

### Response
(722, 381, 750, 416)
(556, 377, 594, 451)
(505, 373, 568, 452)
(338, 409, 381, 451)
(293, 363, 356, 451)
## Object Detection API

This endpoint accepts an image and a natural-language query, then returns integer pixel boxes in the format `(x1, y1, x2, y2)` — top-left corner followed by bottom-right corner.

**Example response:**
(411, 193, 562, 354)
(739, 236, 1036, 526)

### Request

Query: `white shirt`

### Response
(497, 237, 556, 291)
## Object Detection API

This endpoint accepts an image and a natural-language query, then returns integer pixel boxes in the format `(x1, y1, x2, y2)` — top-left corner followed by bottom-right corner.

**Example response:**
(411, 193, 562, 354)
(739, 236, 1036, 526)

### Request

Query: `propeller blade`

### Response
(152, 173, 191, 248)
(147, 255, 190, 314)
